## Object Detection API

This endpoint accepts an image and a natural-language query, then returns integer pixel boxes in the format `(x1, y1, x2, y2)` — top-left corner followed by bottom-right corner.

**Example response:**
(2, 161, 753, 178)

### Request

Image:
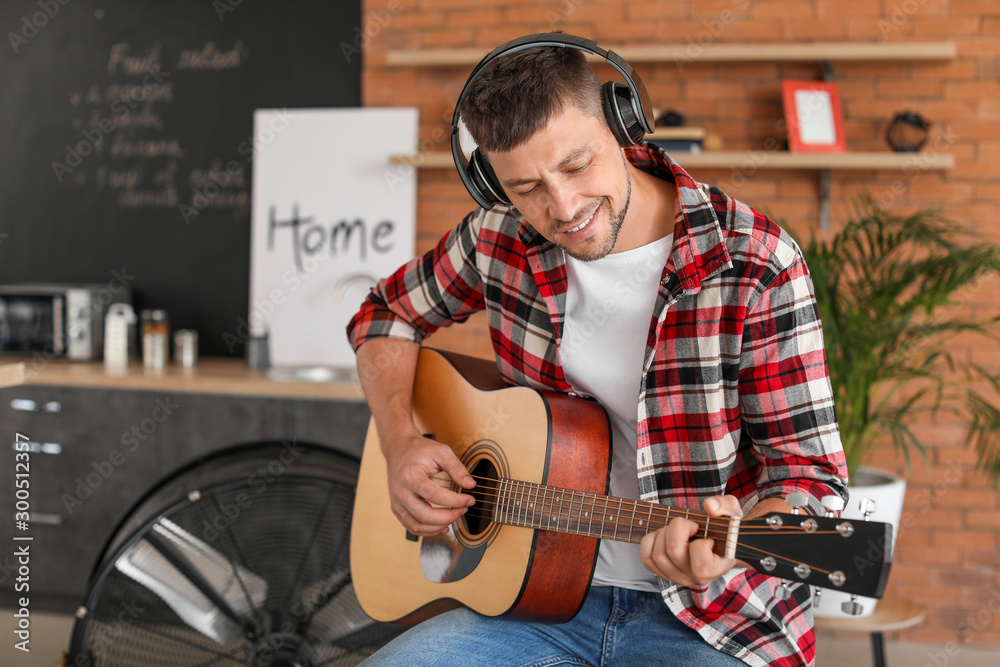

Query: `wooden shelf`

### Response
(389, 150, 955, 171)
(386, 41, 956, 67)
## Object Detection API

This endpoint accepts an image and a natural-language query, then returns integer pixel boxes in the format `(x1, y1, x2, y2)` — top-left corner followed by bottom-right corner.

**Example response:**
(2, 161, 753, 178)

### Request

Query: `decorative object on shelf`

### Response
(702, 132, 723, 152)
(781, 80, 846, 153)
(656, 109, 685, 127)
(885, 111, 931, 152)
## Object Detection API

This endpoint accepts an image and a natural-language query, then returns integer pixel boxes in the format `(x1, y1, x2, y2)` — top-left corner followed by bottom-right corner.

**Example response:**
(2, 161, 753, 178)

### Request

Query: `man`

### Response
(347, 34, 847, 667)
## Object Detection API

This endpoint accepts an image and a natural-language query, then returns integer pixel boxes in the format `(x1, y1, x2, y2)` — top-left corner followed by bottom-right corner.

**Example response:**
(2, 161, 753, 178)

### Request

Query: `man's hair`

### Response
(458, 45, 603, 154)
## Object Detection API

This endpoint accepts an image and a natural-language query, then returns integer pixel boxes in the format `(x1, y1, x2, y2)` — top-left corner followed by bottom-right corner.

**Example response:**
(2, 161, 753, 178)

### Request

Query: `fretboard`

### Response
(491, 478, 736, 553)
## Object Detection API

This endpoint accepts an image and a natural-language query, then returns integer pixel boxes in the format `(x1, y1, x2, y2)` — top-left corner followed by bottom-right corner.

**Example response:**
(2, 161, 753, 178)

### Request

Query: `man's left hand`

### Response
(639, 494, 743, 587)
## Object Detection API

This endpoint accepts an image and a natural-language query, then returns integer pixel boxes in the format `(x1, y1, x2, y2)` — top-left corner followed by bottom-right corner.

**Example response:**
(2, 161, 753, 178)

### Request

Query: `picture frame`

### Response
(782, 80, 846, 153)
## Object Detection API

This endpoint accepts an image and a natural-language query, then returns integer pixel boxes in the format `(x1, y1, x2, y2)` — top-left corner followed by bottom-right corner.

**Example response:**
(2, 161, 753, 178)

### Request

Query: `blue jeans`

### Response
(362, 586, 746, 666)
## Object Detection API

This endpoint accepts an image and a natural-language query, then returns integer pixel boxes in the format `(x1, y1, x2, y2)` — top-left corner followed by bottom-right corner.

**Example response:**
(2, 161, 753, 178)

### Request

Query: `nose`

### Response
(545, 181, 581, 223)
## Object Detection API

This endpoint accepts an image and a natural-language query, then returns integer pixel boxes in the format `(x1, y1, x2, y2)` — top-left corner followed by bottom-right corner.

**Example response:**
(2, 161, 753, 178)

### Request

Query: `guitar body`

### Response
(350, 348, 612, 624)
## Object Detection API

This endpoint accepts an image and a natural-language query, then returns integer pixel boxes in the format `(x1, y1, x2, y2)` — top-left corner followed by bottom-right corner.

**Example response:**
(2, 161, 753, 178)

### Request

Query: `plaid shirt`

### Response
(347, 143, 848, 667)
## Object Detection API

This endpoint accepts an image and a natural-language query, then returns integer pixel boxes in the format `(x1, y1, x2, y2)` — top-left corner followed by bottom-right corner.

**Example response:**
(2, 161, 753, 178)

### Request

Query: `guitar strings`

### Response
(445, 474, 842, 540)
(456, 473, 717, 521)
(454, 474, 812, 533)
(459, 483, 730, 538)
(456, 476, 721, 536)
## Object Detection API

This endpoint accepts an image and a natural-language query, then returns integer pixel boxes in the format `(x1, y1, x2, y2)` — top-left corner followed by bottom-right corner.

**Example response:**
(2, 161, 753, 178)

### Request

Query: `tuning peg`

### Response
(841, 594, 864, 616)
(775, 580, 794, 600)
(859, 498, 877, 521)
(813, 587, 823, 606)
(820, 495, 845, 517)
(785, 492, 809, 515)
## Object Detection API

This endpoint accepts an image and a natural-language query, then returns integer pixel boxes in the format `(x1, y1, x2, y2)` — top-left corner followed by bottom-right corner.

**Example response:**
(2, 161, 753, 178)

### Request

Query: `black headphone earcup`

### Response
(601, 81, 644, 147)
(468, 149, 509, 208)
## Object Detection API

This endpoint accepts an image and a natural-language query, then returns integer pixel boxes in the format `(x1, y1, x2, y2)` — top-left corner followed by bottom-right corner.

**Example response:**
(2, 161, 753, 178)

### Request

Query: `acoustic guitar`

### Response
(350, 347, 891, 624)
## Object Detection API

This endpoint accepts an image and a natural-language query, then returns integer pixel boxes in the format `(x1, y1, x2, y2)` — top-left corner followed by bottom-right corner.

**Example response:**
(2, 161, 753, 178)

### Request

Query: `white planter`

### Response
(812, 467, 907, 619)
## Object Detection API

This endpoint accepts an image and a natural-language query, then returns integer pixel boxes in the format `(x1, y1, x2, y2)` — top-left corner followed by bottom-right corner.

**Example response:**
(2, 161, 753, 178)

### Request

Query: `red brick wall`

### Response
(360, 0, 1000, 648)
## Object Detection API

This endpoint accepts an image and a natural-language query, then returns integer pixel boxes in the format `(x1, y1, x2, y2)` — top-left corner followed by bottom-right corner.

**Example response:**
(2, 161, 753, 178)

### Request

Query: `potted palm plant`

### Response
(795, 194, 1000, 617)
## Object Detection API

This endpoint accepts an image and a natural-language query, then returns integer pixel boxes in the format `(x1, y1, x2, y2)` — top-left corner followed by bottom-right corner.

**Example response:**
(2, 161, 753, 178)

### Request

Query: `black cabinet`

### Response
(0, 384, 369, 612)
(5, 387, 166, 505)
(283, 397, 372, 456)
(0, 493, 125, 612)
(156, 393, 370, 473)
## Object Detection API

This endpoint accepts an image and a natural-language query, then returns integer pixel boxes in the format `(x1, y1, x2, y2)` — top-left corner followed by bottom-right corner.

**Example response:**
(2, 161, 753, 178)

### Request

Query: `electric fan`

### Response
(68, 441, 404, 666)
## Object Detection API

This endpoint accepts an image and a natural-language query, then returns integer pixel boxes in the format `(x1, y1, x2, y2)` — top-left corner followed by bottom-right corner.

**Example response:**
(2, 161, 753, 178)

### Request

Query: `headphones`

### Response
(451, 33, 656, 210)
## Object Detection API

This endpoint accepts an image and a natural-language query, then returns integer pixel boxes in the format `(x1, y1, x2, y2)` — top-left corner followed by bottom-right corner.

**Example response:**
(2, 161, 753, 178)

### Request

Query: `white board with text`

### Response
(249, 107, 418, 369)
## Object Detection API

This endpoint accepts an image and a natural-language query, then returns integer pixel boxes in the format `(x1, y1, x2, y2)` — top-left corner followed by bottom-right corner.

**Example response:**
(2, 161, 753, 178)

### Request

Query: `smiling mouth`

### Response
(561, 207, 599, 236)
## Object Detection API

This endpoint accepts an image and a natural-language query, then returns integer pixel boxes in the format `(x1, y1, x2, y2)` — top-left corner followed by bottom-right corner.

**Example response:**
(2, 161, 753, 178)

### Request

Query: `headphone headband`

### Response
(451, 33, 655, 133)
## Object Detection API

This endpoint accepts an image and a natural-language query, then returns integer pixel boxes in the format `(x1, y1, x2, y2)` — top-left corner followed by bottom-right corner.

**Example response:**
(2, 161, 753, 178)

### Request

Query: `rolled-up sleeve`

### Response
(346, 209, 487, 351)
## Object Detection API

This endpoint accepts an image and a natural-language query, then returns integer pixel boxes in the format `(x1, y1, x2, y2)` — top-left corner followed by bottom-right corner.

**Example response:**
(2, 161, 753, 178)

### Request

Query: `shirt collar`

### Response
(626, 142, 732, 295)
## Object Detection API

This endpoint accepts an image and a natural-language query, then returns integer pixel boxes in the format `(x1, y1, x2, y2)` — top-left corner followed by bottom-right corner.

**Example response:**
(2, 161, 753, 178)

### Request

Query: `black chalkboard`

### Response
(0, 0, 362, 357)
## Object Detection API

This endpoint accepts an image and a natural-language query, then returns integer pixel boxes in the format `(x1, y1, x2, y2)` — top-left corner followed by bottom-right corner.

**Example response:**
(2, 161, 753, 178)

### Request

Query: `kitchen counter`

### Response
(0, 356, 365, 400)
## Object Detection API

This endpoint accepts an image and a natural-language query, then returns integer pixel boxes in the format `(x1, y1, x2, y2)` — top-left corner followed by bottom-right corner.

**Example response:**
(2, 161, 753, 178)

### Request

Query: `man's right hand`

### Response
(356, 338, 475, 536)
(383, 432, 476, 536)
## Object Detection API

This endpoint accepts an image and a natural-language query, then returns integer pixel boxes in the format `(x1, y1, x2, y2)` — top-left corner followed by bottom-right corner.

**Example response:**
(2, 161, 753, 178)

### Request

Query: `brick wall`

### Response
(360, 0, 1000, 649)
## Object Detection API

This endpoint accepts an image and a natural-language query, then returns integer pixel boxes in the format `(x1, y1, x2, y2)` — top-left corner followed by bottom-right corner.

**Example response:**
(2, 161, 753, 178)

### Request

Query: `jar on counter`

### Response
(174, 329, 198, 368)
(140, 309, 169, 370)
(104, 303, 137, 368)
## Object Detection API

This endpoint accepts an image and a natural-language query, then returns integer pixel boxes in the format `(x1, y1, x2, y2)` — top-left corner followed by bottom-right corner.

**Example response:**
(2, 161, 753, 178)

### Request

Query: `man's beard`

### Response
(564, 163, 632, 262)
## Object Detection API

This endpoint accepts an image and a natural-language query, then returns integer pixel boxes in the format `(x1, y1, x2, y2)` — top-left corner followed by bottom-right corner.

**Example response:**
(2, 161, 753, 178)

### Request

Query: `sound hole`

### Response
(466, 458, 499, 537)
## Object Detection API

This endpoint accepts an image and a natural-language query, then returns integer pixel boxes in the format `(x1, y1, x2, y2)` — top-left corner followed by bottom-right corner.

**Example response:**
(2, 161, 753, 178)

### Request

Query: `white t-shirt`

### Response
(561, 234, 673, 592)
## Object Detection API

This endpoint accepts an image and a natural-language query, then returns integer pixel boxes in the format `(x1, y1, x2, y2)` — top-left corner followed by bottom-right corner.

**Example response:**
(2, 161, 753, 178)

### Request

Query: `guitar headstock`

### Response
(735, 512, 893, 598)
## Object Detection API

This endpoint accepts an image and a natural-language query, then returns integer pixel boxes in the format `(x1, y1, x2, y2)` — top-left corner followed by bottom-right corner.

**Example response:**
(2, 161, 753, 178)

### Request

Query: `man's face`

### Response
(486, 103, 632, 262)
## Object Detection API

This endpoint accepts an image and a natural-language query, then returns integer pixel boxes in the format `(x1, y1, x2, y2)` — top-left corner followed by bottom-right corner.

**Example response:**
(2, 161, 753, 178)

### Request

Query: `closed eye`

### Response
(513, 161, 590, 197)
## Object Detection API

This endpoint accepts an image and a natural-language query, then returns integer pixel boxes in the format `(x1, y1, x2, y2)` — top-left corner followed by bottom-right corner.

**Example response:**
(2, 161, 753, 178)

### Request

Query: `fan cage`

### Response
(68, 441, 403, 666)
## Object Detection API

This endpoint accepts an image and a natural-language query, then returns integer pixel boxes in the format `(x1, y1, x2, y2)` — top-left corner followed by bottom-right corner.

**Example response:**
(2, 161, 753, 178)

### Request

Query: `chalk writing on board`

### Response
(176, 40, 251, 70)
(52, 39, 254, 220)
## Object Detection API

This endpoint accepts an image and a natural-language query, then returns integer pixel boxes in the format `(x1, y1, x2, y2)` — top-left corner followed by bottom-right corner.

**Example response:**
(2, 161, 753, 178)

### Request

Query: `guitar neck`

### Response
(489, 477, 739, 559)
(483, 476, 892, 599)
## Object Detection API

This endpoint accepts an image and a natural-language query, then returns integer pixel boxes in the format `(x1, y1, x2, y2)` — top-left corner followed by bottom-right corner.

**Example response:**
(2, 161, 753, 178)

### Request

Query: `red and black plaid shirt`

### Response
(348, 143, 848, 667)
